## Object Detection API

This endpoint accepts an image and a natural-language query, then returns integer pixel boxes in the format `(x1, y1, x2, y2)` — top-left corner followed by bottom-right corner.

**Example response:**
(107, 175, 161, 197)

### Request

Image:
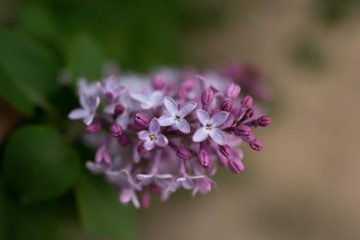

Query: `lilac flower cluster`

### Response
(69, 66, 271, 208)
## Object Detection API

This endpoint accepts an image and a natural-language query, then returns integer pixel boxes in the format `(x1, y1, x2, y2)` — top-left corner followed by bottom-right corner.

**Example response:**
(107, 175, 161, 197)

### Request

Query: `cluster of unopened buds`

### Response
(68, 64, 272, 208)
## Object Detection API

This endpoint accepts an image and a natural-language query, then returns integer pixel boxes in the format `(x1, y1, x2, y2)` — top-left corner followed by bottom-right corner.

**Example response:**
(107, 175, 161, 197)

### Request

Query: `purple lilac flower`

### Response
(158, 96, 197, 134)
(68, 63, 272, 208)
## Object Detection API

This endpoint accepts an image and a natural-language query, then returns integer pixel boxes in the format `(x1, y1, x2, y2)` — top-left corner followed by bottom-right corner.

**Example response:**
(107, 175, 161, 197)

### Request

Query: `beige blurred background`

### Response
(1, 0, 360, 239)
(138, 0, 360, 239)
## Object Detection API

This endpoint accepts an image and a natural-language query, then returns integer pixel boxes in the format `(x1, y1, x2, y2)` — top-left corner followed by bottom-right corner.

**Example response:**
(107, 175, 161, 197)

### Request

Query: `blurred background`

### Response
(1, 0, 360, 239)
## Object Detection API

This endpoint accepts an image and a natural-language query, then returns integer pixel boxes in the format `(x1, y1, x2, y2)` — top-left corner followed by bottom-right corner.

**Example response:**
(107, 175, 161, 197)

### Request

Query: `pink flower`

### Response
(158, 96, 197, 134)
(137, 118, 169, 151)
(192, 109, 229, 145)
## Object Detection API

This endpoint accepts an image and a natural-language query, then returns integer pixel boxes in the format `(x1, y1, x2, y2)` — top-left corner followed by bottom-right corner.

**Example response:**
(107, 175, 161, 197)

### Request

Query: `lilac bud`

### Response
(110, 124, 123, 137)
(141, 190, 151, 208)
(150, 183, 161, 194)
(241, 95, 253, 108)
(201, 88, 214, 105)
(218, 156, 229, 168)
(258, 116, 271, 127)
(250, 139, 263, 151)
(134, 113, 149, 128)
(137, 142, 148, 155)
(152, 74, 166, 90)
(129, 123, 144, 131)
(228, 157, 244, 174)
(219, 144, 231, 158)
(118, 134, 129, 147)
(176, 147, 192, 159)
(197, 150, 210, 168)
(234, 125, 251, 136)
(241, 107, 254, 122)
(178, 80, 194, 99)
(86, 124, 101, 134)
(225, 83, 241, 99)
(220, 99, 232, 112)
(114, 104, 125, 116)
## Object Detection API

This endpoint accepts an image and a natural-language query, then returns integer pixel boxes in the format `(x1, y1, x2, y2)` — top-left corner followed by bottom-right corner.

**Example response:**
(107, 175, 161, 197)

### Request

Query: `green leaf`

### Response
(75, 171, 138, 240)
(68, 35, 104, 83)
(0, 29, 58, 116)
(2, 125, 80, 203)
(0, 182, 55, 240)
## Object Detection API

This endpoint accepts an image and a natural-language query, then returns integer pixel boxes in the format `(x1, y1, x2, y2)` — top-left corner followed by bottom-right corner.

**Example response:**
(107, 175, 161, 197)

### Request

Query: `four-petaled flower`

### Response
(192, 109, 229, 145)
(138, 118, 168, 151)
(131, 91, 163, 109)
(97, 76, 127, 102)
(158, 96, 197, 134)
(68, 94, 100, 125)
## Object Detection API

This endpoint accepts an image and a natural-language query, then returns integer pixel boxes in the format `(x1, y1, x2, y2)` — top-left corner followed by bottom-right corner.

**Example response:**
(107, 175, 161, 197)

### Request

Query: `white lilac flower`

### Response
(137, 118, 168, 151)
(192, 109, 229, 145)
(68, 94, 100, 125)
(130, 91, 163, 109)
(158, 96, 197, 134)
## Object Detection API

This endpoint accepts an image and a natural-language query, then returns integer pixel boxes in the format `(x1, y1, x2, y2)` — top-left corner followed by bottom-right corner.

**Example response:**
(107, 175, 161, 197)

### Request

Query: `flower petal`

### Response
(89, 96, 100, 110)
(196, 109, 210, 125)
(96, 82, 105, 95)
(115, 86, 127, 96)
(149, 118, 160, 134)
(176, 119, 190, 134)
(116, 113, 129, 129)
(210, 111, 229, 127)
(155, 174, 173, 187)
(150, 91, 164, 103)
(155, 134, 168, 147)
(209, 128, 227, 145)
(138, 130, 150, 140)
(140, 103, 153, 109)
(144, 140, 155, 151)
(131, 93, 148, 104)
(137, 174, 154, 186)
(79, 93, 90, 109)
(179, 178, 194, 189)
(192, 127, 209, 142)
(83, 114, 94, 126)
(158, 114, 175, 126)
(68, 109, 88, 119)
(178, 101, 197, 117)
(104, 102, 116, 114)
(120, 188, 140, 209)
(163, 96, 178, 114)
(85, 161, 105, 174)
